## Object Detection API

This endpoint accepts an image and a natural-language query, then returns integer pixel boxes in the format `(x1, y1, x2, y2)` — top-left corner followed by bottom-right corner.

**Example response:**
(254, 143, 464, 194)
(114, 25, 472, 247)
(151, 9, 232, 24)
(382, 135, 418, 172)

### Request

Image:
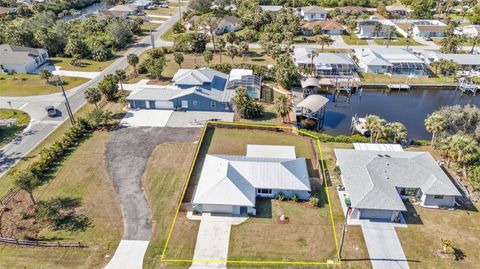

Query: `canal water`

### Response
(63, 2, 103, 21)
(322, 89, 480, 140)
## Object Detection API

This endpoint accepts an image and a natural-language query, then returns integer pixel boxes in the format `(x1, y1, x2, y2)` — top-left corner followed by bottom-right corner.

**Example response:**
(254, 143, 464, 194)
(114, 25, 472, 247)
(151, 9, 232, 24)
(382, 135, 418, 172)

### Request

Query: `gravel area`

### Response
(105, 127, 199, 240)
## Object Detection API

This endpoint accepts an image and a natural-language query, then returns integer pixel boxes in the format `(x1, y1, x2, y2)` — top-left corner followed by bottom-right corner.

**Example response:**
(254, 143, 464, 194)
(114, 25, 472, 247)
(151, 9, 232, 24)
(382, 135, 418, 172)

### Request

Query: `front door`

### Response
(240, 206, 248, 215)
(181, 100, 188, 108)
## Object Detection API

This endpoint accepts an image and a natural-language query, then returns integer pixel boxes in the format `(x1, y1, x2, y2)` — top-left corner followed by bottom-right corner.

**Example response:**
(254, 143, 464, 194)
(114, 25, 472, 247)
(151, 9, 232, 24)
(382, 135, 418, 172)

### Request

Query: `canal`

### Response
(322, 89, 480, 140)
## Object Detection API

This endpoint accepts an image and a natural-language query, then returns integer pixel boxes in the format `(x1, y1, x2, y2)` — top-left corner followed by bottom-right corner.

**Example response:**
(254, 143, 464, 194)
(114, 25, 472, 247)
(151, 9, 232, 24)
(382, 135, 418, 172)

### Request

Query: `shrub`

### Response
(291, 193, 299, 202)
(309, 196, 320, 207)
(277, 192, 285, 201)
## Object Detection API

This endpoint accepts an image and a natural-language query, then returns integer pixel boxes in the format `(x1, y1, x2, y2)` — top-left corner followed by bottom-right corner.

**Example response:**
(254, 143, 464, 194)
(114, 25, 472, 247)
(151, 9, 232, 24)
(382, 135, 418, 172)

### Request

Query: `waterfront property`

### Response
(352, 48, 429, 76)
(293, 47, 356, 77)
(335, 148, 461, 221)
(192, 145, 311, 215)
(302, 20, 345, 35)
(356, 20, 393, 39)
(411, 20, 447, 38)
(0, 44, 49, 74)
(419, 51, 480, 72)
(297, 6, 328, 21)
(127, 68, 261, 111)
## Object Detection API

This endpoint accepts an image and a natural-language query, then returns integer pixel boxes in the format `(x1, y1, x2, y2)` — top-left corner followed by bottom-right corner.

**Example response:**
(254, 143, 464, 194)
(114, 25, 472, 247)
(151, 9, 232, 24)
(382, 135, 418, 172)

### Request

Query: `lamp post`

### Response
(56, 76, 75, 125)
(7, 101, 15, 115)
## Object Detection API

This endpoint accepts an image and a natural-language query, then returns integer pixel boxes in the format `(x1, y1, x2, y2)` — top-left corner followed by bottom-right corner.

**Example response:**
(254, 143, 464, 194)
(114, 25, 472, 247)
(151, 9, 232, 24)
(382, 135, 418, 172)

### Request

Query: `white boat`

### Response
(351, 114, 370, 136)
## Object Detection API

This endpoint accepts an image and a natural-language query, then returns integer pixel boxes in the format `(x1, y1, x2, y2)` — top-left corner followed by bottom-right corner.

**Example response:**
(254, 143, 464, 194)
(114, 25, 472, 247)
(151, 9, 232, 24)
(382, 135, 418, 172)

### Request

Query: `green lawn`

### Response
(0, 74, 88, 97)
(373, 37, 424, 46)
(0, 109, 30, 148)
(50, 57, 118, 72)
(146, 7, 177, 16)
(0, 102, 125, 269)
(142, 142, 199, 269)
(237, 104, 282, 126)
(359, 73, 457, 85)
(342, 34, 368, 45)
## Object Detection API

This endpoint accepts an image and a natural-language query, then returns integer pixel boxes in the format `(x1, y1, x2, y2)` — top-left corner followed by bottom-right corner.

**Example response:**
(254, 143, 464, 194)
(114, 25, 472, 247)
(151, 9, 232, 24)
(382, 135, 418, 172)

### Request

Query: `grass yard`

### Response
(0, 102, 125, 269)
(50, 57, 118, 72)
(0, 74, 88, 96)
(342, 35, 368, 45)
(237, 104, 282, 126)
(0, 109, 30, 148)
(359, 73, 457, 85)
(141, 142, 199, 269)
(397, 205, 480, 269)
(146, 7, 177, 17)
(373, 37, 424, 46)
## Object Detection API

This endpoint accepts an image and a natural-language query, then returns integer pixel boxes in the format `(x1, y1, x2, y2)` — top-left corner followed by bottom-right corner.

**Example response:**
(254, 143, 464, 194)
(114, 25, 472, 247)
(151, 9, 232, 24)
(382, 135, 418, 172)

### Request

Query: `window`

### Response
(257, 189, 272, 195)
(434, 195, 444, 199)
(211, 101, 216, 108)
(193, 100, 198, 106)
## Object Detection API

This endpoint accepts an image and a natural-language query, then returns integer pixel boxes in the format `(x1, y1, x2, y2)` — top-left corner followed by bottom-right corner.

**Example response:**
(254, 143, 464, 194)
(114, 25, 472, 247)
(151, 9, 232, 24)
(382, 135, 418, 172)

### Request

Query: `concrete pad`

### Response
(104, 240, 149, 269)
(190, 215, 233, 269)
(120, 109, 173, 127)
(166, 111, 234, 128)
(361, 222, 410, 269)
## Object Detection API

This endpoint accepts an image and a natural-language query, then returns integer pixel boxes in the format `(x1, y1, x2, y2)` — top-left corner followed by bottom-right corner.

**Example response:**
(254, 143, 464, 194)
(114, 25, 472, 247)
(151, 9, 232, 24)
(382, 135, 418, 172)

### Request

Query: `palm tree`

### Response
(470, 36, 479, 53)
(174, 52, 184, 68)
(274, 94, 292, 123)
(389, 122, 407, 143)
(425, 112, 447, 147)
(203, 50, 213, 66)
(307, 50, 319, 72)
(365, 115, 386, 143)
(114, 69, 126, 91)
(84, 87, 102, 110)
(13, 170, 39, 204)
(312, 25, 322, 43)
(226, 45, 238, 64)
(39, 68, 52, 84)
(374, 22, 383, 38)
(442, 135, 478, 179)
(347, 20, 357, 38)
(217, 37, 226, 64)
(127, 54, 139, 77)
(319, 35, 333, 52)
(386, 26, 396, 48)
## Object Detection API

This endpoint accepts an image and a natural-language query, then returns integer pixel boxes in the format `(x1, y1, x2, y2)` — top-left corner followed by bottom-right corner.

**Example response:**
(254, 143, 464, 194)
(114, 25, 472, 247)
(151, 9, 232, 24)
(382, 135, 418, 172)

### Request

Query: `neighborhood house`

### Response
(192, 145, 311, 215)
(353, 48, 429, 76)
(127, 68, 261, 111)
(298, 6, 328, 21)
(0, 44, 49, 74)
(356, 20, 393, 39)
(335, 149, 461, 221)
(411, 21, 447, 38)
(419, 51, 480, 72)
(302, 20, 345, 35)
(293, 47, 356, 77)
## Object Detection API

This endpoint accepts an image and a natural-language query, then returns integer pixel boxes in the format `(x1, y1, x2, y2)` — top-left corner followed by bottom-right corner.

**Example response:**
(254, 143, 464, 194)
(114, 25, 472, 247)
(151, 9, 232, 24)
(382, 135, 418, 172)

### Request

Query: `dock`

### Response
(456, 78, 479, 96)
(387, 84, 411, 91)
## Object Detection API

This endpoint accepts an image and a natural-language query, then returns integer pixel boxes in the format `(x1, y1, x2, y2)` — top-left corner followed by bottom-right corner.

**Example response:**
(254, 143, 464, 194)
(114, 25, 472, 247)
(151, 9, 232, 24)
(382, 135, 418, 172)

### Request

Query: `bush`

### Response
(309, 196, 320, 207)
(291, 193, 299, 202)
(277, 192, 285, 201)
(299, 129, 374, 143)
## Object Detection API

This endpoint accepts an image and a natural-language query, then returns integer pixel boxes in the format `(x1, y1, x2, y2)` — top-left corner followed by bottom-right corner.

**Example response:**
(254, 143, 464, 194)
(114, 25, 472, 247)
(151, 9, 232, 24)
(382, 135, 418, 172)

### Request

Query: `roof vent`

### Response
(384, 154, 391, 158)
(377, 154, 384, 157)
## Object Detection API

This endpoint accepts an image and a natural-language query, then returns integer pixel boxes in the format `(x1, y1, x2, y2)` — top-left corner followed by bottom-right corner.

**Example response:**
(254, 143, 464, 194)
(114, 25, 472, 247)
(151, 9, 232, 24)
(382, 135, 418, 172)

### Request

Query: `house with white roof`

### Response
(461, 25, 480, 38)
(352, 48, 429, 76)
(356, 20, 394, 39)
(127, 68, 261, 111)
(419, 51, 480, 72)
(335, 148, 461, 221)
(192, 145, 311, 215)
(298, 6, 328, 21)
(0, 44, 49, 74)
(293, 47, 356, 77)
(411, 20, 447, 38)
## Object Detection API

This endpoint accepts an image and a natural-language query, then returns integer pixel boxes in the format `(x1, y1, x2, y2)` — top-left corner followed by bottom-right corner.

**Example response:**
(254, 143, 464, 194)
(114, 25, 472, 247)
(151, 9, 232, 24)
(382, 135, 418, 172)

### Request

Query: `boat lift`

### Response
(295, 95, 329, 130)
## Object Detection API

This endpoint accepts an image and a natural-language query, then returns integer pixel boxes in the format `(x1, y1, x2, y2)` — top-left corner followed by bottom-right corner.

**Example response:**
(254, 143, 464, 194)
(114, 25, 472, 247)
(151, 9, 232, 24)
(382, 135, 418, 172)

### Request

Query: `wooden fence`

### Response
(0, 188, 20, 205)
(0, 237, 86, 248)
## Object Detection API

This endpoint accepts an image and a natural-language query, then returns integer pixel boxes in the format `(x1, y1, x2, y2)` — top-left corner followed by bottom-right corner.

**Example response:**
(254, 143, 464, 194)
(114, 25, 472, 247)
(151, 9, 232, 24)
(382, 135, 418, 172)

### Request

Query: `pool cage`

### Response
(387, 62, 429, 76)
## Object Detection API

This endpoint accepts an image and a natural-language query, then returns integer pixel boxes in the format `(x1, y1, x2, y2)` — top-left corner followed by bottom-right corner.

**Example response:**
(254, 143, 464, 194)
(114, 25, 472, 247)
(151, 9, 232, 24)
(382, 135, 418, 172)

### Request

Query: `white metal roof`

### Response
(193, 145, 311, 207)
(296, 95, 329, 112)
(353, 143, 404, 152)
(228, 69, 252, 81)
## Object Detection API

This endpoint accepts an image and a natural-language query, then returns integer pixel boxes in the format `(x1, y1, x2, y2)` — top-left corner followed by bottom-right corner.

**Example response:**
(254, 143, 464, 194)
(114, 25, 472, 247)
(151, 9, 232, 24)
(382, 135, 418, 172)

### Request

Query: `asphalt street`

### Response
(0, 11, 181, 177)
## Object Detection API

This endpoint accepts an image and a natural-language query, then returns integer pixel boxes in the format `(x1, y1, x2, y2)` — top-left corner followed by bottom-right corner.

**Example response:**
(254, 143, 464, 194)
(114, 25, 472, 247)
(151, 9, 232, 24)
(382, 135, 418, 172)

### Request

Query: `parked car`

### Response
(45, 106, 57, 117)
(424, 36, 433, 41)
(158, 3, 169, 8)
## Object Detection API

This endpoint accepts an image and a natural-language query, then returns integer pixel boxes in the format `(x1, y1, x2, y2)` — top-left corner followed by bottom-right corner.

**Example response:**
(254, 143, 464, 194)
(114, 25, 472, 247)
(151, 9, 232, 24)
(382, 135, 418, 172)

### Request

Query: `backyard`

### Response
(359, 73, 457, 85)
(0, 109, 30, 148)
(0, 74, 88, 97)
(342, 35, 368, 45)
(0, 102, 125, 269)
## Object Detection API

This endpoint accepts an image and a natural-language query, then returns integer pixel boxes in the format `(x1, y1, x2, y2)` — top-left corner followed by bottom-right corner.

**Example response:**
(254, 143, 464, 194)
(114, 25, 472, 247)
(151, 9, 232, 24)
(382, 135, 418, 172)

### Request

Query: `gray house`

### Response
(293, 47, 356, 77)
(0, 44, 48, 74)
(127, 68, 260, 111)
(192, 145, 311, 216)
(335, 149, 461, 221)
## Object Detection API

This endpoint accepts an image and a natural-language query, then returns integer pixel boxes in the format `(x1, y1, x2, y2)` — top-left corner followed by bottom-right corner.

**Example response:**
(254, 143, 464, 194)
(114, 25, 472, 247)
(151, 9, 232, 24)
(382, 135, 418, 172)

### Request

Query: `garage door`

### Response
(360, 209, 395, 220)
(133, 100, 146, 109)
(202, 204, 233, 214)
(154, 101, 174, 109)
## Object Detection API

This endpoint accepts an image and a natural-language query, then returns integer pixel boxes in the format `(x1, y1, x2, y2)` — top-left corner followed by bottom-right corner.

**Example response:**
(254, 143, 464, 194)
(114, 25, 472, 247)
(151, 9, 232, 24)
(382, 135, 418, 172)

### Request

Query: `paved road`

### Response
(361, 222, 410, 269)
(105, 127, 199, 241)
(0, 11, 181, 177)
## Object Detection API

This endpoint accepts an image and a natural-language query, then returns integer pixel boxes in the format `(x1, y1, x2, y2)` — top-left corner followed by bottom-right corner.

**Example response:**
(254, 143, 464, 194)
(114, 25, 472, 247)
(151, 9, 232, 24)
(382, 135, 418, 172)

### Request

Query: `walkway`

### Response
(190, 214, 247, 269)
(361, 222, 410, 269)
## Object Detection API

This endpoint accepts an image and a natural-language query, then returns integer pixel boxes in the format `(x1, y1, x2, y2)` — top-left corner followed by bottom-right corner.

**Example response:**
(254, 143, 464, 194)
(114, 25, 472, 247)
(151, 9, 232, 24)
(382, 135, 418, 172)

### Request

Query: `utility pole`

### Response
(178, 0, 182, 21)
(56, 76, 76, 125)
(146, 15, 155, 49)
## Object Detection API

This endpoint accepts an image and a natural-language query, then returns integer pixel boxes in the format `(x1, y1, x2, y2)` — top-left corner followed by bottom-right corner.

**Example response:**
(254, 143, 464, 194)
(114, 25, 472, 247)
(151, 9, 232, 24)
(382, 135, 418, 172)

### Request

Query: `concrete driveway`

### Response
(166, 111, 234, 127)
(104, 240, 150, 269)
(361, 222, 410, 269)
(120, 109, 173, 127)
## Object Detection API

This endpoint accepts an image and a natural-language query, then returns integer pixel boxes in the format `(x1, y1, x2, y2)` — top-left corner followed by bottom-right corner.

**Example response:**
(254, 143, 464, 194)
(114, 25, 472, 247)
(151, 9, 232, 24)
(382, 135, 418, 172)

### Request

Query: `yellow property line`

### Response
(161, 121, 342, 265)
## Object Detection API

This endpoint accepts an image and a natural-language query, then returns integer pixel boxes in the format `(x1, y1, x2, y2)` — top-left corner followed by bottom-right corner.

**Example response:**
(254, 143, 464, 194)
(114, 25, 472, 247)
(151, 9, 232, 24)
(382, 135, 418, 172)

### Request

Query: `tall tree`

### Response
(226, 45, 238, 64)
(203, 50, 213, 66)
(389, 122, 407, 143)
(174, 52, 184, 68)
(84, 87, 102, 110)
(274, 94, 292, 123)
(425, 112, 447, 147)
(365, 115, 386, 143)
(98, 74, 119, 101)
(114, 69, 127, 91)
(14, 170, 39, 204)
(319, 35, 333, 52)
(441, 135, 478, 179)
(39, 69, 52, 84)
(313, 25, 322, 43)
(127, 54, 139, 77)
